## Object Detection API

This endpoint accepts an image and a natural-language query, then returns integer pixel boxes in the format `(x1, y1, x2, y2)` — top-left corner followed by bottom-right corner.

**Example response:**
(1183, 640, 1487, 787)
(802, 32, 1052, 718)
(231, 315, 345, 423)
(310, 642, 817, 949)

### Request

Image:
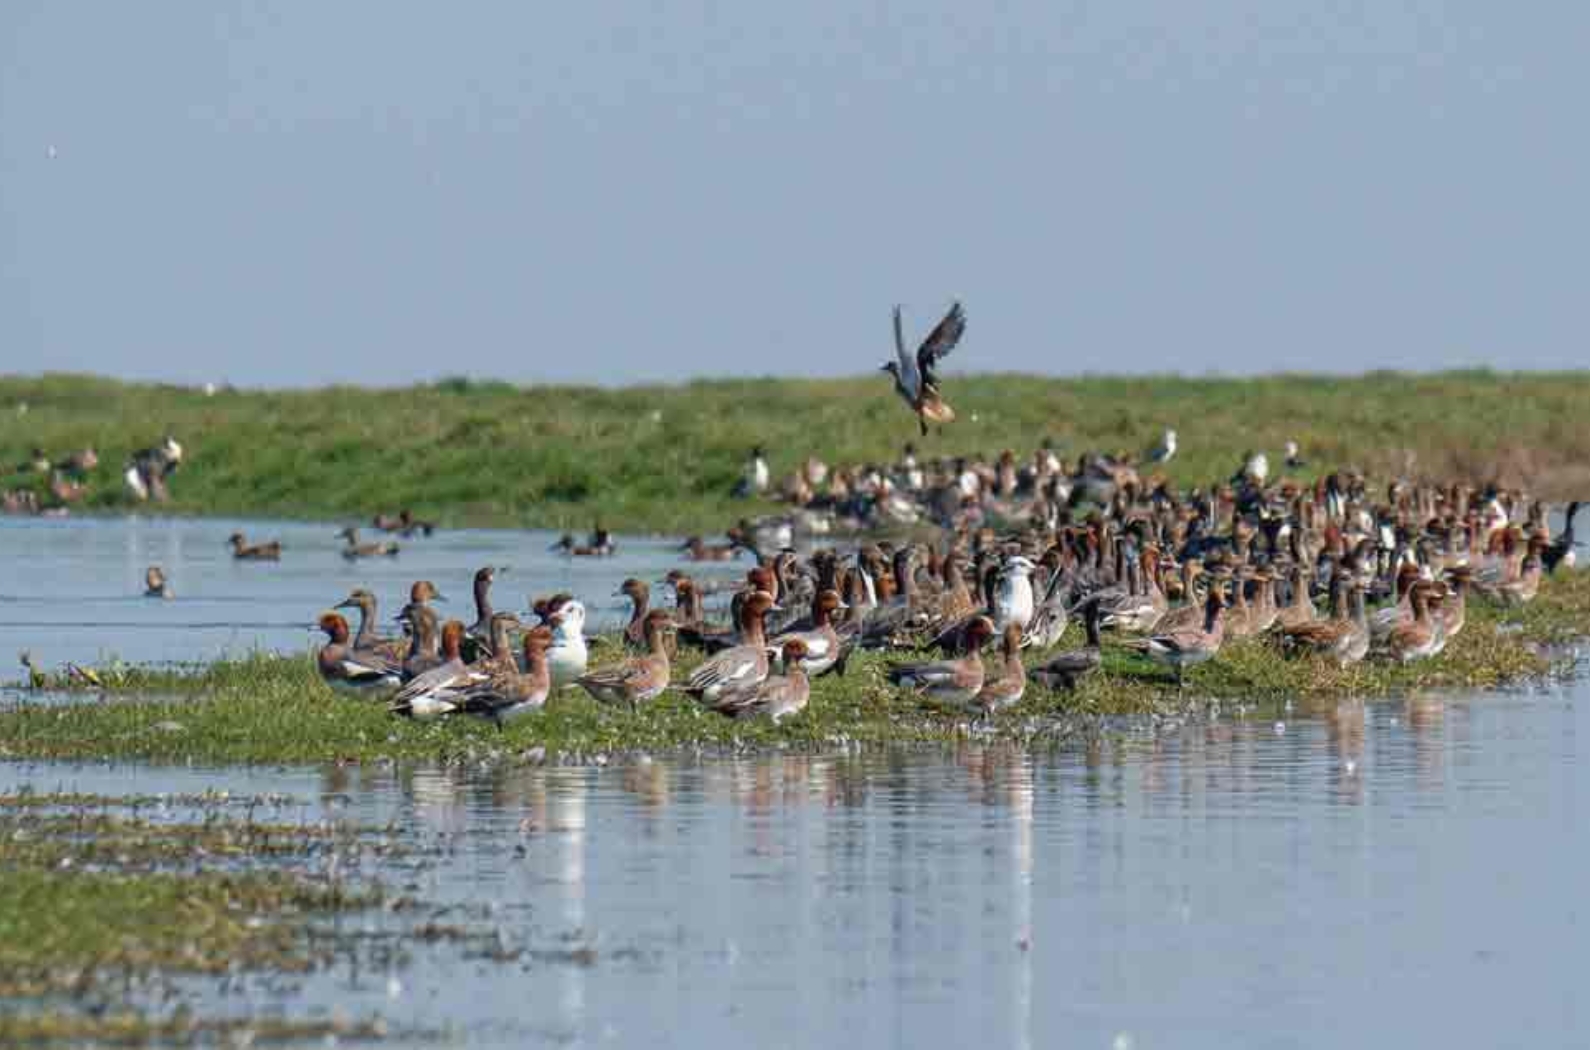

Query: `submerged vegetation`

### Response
(2, 371, 1589, 533)
(3, 572, 1585, 766)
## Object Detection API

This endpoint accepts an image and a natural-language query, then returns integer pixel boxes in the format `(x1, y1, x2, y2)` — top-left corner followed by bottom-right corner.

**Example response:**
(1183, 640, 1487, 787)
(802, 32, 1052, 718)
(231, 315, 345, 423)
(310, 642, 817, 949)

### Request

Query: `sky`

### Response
(1, 2, 1586, 388)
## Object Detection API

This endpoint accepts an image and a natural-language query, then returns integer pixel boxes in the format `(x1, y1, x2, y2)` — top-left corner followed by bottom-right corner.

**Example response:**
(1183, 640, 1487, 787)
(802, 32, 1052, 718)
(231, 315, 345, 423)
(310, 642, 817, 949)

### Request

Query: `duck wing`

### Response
(915, 301, 966, 388)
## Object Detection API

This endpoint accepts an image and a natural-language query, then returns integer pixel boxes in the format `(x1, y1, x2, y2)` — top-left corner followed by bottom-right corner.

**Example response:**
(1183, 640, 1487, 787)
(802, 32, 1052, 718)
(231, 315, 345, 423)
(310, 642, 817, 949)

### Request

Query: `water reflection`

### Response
(2, 673, 1585, 1048)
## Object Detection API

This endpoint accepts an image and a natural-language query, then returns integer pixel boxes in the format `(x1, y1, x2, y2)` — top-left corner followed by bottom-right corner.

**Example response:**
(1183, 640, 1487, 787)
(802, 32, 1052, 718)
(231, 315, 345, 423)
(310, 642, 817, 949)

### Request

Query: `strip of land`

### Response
(3, 371, 1588, 533)
(2, 571, 1583, 765)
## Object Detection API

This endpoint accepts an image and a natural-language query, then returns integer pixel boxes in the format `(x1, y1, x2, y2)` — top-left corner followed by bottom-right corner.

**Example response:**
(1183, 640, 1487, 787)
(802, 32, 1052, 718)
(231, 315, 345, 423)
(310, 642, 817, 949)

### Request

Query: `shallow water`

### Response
(0, 515, 747, 668)
(4, 668, 1584, 1048)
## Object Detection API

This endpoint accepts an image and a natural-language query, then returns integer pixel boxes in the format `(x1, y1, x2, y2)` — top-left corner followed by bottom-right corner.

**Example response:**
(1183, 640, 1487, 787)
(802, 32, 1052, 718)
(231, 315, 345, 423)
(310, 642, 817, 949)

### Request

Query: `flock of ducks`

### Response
(310, 442, 1583, 729)
(3, 436, 183, 514)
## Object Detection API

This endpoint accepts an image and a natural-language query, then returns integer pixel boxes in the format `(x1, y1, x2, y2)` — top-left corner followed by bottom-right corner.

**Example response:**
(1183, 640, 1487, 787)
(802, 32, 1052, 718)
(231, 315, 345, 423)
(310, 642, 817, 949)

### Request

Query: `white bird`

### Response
(546, 600, 589, 689)
(1146, 428, 1177, 464)
(994, 556, 1037, 633)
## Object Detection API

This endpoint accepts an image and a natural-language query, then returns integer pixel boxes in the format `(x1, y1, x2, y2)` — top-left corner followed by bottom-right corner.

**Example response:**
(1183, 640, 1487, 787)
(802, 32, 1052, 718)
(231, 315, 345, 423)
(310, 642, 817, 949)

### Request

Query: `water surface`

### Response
(4, 669, 1583, 1048)
(0, 515, 744, 668)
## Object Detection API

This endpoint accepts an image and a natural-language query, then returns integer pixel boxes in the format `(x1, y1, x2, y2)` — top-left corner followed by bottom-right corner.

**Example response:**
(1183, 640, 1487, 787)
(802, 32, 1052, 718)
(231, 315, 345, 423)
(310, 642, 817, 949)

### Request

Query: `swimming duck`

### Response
(143, 565, 173, 599)
(228, 532, 282, 561)
(338, 527, 398, 559)
(549, 529, 614, 556)
(388, 620, 479, 719)
(706, 639, 812, 723)
(459, 626, 554, 728)
(679, 535, 741, 562)
(575, 609, 675, 713)
(881, 301, 967, 436)
(315, 612, 402, 697)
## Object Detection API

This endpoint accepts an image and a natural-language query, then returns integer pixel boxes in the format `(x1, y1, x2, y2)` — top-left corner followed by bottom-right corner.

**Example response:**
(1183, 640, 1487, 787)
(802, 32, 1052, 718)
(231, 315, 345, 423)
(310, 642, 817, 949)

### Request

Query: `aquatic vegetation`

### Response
(2, 371, 1588, 532)
(2, 573, 1584, 765)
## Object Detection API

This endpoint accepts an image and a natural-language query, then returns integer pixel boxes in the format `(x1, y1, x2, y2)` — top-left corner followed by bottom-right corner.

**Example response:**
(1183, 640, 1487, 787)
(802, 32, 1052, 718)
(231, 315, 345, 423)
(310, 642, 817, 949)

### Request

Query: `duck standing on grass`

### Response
(706, 639, 812, 723)
(388, 620, 478, 719)
(683, 591, 779, 705)
(1030, 597, 1104, 692)
(887, 615, 994, 708)
(881, 300, 967, 436)
(576, 609, 675, 713)
(459, 626, 554, 728)
(1139, 587, 1229, 689)
(315, 612, 402, 698)
(972, 623, 1028, 723)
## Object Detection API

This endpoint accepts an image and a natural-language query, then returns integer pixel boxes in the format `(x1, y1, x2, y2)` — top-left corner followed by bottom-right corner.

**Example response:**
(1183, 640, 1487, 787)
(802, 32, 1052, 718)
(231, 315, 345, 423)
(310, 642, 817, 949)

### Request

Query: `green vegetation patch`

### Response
(3, 371, 1589, 533)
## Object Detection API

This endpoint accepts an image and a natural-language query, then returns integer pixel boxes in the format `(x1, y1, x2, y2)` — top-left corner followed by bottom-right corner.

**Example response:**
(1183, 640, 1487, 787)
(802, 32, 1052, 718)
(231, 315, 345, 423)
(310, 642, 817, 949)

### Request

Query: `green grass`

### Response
(2, 370, 1588, 533)
(4, 573, 1585, 765)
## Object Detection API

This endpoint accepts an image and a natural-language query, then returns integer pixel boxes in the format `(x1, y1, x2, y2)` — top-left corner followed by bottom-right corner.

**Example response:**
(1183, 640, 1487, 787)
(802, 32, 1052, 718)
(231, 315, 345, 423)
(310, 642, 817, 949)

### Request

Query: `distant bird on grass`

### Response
(1144, 428, 1177, 465)
(881, 301, 966, 436)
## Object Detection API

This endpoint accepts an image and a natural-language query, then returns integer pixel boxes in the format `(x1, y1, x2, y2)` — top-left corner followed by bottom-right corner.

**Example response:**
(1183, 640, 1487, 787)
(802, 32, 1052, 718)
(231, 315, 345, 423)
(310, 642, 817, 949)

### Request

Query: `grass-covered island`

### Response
(4, 570, 1584, 766)
(2, 370, 1589, 533)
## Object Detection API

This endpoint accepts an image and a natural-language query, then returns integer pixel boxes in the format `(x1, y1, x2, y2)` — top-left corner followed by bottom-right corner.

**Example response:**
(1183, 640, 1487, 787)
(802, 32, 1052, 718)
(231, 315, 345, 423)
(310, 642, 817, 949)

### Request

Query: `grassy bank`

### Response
(2, 371, 1588, 533)
(4, 572, 1584, 766)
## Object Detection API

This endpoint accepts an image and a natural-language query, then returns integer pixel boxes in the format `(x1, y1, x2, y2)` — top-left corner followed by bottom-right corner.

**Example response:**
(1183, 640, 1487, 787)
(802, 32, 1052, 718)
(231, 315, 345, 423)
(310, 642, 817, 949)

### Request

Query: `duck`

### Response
(617, 578, 660, 651)
(388, 620, 479, 719)
(679, 535, 741, 562)
(881, 300, 967, 436)
(464, 566, 506, 657)
(886, 615, 995, 708)
(683, 591, 780, 704)
(459, 626, 554, 728)
(1141, 586, 1229, 688)
(143, 565, 173, 599)
(333, 588, 402, 660)
(228, 532, 282, 561)
(396, 601, 444, 680)
(1542, 501, 1580, 574)
(575, 609, 675, 713)
(706, 639, 812, 723)
(1382, 581, 1442, 663)
(549, 529, 614, 556)
(338, 527, 399, 559)
(972, 623, 1028, 721)
(1029, 597, 1104, 692)
(769, 589, 848, 677)
(315, 612, 402, 697)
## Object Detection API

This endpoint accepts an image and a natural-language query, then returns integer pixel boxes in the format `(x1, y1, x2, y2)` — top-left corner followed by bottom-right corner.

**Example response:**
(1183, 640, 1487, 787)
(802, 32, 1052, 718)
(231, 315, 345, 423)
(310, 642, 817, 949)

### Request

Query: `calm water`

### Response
(0, 515, 747, 668)
(3, 670, 1584, 1048)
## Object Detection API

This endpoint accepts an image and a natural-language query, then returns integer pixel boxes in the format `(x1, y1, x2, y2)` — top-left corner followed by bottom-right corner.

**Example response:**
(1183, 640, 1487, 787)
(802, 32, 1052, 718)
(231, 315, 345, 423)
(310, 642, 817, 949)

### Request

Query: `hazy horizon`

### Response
(4, 3, 1587, 387)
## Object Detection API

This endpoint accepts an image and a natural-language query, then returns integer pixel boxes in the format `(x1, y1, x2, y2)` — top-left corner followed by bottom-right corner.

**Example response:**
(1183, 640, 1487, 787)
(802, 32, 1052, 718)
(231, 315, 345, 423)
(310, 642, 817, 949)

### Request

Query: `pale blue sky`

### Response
(2, 2, 1585, 387)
